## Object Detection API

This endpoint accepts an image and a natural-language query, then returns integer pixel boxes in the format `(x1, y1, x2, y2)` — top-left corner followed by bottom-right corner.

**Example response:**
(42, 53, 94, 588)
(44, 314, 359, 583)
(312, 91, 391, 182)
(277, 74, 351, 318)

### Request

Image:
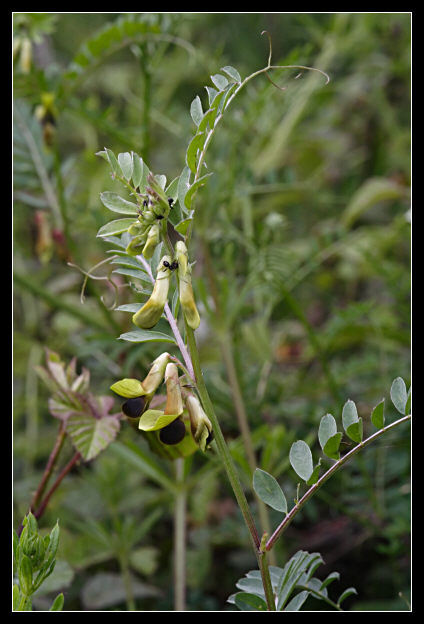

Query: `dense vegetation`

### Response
(13, 13, 411, 611)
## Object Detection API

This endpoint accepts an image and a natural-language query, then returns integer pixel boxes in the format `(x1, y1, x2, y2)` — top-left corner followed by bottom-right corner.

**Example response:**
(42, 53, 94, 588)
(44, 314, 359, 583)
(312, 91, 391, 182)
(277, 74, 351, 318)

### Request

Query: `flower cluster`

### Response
(110, 353, 213, 458)
(132, 241, 200, 330)
(126, 173, 173, 259)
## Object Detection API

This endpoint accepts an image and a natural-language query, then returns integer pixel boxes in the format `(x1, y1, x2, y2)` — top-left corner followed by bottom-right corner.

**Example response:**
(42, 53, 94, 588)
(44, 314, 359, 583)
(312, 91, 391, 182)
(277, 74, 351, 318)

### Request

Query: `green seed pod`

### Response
(132, 256, 172, 329)
(142, 223, 160, 259)
(159, 418, 186, 445)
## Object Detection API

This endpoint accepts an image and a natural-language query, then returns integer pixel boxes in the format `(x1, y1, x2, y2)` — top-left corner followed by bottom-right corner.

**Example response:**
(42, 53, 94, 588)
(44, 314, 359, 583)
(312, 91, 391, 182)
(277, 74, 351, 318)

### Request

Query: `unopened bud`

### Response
(141, 352, 170, 395)
(164, 363, 184, 416)
(142, 223, 160, 259)
(185, 394, 213, 452)
(132, 256, 172, 329)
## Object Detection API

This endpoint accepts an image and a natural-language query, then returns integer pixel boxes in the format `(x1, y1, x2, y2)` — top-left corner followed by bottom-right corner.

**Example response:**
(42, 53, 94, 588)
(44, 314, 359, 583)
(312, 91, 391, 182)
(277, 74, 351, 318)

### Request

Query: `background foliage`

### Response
(13, 12, 411, 611)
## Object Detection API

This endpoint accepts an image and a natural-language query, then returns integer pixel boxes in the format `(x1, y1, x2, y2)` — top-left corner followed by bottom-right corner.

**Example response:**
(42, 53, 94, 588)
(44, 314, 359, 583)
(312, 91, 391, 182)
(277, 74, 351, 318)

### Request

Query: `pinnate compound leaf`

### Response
(390, 377, 408, 414)
(234, 592, 267, 611)
(253, 468, 287, 513)
(371, 399, 385, 429)
(290, 440, 313, 482)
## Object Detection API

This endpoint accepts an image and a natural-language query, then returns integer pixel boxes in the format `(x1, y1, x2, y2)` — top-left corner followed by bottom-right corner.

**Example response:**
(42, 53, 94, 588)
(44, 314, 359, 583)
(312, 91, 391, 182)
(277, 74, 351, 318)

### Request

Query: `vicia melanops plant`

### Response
(90, 32, 410, 612)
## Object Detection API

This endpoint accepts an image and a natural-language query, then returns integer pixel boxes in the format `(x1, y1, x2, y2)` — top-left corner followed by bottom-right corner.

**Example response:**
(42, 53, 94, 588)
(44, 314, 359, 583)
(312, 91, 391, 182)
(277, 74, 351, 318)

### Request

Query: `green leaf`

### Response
(390, 377, 408, 414)
(18, 554, 33, 596)
(66, 412, 120, 461)
(100, 192, 139, 215)
(405, 387, 411, 414)
(346, 420, 363, 443)
(97, 218, 135, 237)
(129, 546, 159, 577)
(318, 414, 337, 450)
(184, 173, 213, 210)
(322, 433, 342, 460)
(283, 590, 309, 611)
(117, 151, 133, 180)
(49, 593, 64, 611)
(13, 584, 21, 611)
(131, 152, 144, 189)
(221, 65, 241, 82)
(99, 147, 120, 175)
(234, 592, 268, 611)
(177, 166, 191, 214)
(211, 73, 228, 90)
(174, 216, 193, 236)
(337, 587, 358, 606)
(253, 468, 287, 513)
(320, 571, 340, 590)
(306, 459, 321, 485)
(341, 177, 404, 228)
(118, 329, 176, 344)
(186, 131, 206, 173)
(110, 378, 144, 398)
(289, 440, 313, 482)
(371, 399, 385, 429)
(190, 95, 203, 126)
(138, 410, 179, 432)
(341, 399, 362, 442)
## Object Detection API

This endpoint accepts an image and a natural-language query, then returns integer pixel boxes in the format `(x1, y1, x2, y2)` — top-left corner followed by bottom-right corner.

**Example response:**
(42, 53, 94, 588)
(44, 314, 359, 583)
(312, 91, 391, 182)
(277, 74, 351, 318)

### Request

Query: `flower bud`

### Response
(175, 240, 188, 277)
(179, 266, 200, 330)
(132, 256, 172, 329)
(142, 223, 160, 259)
(126, 233, 148, 256)
(185, 393, 213, 452)
(146, 173, 171, 218)
(140, 352, 170, 395)
(164, 363, 184, 416)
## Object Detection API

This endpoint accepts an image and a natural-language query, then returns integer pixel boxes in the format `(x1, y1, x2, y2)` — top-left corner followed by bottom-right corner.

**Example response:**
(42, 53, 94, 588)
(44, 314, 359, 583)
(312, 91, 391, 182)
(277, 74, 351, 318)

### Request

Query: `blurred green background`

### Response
(13, 13, 411, 611)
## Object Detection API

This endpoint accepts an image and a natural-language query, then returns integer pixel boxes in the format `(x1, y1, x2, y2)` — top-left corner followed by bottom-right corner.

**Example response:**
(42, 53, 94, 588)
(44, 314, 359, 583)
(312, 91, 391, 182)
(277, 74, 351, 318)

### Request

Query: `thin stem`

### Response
(266, 414, 411, 551)
(185, 323, 260, 553)
(30, 421, 66, 512)
(33, 452, 81, 522)
(174, 458, 187, 611)
(118, 552, 136, 611)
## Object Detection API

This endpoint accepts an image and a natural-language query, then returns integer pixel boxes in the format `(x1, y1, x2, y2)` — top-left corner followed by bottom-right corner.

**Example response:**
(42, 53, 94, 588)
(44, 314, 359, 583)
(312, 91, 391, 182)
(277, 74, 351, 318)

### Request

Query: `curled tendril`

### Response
(67, 255, 120, 309)
(261, 29, 330, 91)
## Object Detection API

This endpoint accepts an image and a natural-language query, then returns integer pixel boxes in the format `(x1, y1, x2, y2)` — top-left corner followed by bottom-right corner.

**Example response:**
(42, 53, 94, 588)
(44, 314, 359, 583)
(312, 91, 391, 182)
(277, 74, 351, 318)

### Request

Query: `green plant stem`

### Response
(140, 43, 151, 161)
(258, 546, 276, 611)
(265, 414, 411, 551)
(219, 333, 275, 564)
(184, 323, 260, 553)
(174, 457, 187, 611)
